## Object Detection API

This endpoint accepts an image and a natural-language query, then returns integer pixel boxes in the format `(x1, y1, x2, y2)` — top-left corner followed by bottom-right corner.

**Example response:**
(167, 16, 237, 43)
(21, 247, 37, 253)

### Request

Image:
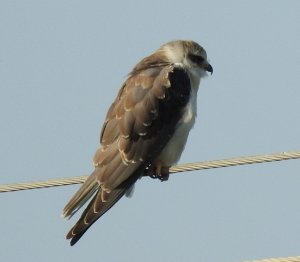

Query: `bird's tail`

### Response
(65, 169, 142, 246)
(62, 171, 99, 219)
(66, 187, 127, 245)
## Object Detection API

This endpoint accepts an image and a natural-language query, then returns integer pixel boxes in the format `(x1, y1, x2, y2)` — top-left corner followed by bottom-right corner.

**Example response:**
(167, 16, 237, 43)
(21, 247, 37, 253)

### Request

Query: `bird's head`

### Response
(159, 40, 213, 77)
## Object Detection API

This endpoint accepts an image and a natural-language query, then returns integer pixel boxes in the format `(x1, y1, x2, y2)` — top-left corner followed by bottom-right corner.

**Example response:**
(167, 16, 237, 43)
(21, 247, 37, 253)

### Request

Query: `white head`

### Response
(159, 40, 213, 76)
(131, 40, 212, 88)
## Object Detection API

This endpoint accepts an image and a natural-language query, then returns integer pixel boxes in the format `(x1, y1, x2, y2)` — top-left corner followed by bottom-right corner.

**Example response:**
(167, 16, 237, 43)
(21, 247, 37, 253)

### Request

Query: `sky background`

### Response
(0, 1, 300, 261)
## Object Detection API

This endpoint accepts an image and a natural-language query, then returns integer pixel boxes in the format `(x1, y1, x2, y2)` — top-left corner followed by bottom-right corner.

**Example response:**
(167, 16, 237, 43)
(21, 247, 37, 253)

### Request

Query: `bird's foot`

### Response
(148, 164, 170, 182)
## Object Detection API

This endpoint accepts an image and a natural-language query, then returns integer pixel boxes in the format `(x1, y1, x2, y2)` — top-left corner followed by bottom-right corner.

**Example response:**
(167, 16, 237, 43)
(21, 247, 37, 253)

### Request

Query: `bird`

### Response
(62, 40, 213, 246)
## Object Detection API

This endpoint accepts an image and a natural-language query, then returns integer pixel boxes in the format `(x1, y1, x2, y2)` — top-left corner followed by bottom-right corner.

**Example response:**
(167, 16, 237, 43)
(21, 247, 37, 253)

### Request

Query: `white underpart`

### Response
(156, 64, 203, 166)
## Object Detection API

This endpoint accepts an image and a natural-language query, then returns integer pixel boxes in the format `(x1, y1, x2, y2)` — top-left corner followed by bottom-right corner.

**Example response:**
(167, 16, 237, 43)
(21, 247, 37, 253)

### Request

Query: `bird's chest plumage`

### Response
(155, 89, 197, 166)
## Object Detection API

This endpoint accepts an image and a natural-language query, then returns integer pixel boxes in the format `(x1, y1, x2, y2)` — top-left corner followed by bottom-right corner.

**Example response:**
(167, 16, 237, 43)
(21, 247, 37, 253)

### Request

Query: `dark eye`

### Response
(188, 53, 205, 64)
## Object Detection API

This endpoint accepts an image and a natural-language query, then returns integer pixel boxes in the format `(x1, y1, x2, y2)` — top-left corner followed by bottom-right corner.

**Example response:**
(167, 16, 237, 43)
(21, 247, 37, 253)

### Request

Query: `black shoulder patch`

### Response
(168, 67, 191, 106)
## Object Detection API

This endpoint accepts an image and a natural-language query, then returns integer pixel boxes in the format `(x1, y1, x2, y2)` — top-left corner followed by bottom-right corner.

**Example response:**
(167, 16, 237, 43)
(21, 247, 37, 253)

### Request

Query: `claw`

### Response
(147, 163, 170, 181)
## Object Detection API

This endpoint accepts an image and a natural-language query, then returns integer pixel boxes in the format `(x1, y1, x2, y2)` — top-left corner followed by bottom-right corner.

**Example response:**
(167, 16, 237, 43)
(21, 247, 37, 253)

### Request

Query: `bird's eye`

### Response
(188, 54, 205, 64)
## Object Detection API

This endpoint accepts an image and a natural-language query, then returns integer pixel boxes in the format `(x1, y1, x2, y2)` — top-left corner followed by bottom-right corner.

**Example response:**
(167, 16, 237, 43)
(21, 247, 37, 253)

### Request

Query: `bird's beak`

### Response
(204, 63, 213, 75)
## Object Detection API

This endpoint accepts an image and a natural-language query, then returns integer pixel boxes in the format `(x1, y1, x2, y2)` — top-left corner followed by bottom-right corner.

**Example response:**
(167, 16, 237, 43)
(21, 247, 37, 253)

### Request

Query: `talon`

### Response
(157, 166, 169, 181)
(147, 163, 170, 181)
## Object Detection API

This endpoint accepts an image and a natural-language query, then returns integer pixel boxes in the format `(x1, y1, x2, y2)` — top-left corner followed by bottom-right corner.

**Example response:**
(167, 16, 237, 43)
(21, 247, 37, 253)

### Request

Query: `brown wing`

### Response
(63, 64, 191, 245)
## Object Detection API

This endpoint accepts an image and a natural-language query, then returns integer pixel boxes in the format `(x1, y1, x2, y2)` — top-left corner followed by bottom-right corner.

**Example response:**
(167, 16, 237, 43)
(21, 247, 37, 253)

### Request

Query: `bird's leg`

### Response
(147, 162, 170, 181)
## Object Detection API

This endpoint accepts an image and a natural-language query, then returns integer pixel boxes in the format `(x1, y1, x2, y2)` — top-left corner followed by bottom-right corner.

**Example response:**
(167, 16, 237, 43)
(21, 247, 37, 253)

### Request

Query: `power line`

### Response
(1, 150, 300, 193)
(2, 151, 300, 262)
(245, 256, 300, 262)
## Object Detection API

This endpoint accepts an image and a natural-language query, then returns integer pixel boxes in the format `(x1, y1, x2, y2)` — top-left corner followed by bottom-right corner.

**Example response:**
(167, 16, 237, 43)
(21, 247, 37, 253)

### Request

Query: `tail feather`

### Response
(62, 171, 99, 219)
(67, 187, 127, 245)
(66, 169, 141, 246)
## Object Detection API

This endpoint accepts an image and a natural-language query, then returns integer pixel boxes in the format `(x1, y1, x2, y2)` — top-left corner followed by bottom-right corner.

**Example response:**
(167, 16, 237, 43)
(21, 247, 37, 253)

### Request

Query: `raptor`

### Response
(63, 40, 213, 245)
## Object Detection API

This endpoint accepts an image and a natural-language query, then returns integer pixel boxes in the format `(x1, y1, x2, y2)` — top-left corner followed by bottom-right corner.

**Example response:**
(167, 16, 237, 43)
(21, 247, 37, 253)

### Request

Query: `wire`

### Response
(0, 150, 300, 193)
(245, 256, 300, 262)
(1, 151, 300, 262)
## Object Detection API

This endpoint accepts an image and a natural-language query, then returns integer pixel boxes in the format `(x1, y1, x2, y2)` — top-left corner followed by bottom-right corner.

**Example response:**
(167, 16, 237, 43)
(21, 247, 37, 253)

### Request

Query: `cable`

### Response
(1, 150, 300, 193)
(245, 256, 300, 262)
(1, 151, 300, 262)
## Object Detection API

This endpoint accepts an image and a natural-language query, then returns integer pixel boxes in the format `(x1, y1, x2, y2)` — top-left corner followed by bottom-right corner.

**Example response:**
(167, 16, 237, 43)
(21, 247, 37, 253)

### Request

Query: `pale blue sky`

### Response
(0, 1, 300, 261)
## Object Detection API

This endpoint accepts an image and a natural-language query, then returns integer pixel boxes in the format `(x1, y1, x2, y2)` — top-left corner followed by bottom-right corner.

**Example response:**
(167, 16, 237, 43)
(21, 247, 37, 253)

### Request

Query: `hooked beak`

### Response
(204, 63, 213, 75)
